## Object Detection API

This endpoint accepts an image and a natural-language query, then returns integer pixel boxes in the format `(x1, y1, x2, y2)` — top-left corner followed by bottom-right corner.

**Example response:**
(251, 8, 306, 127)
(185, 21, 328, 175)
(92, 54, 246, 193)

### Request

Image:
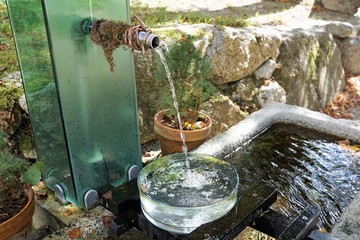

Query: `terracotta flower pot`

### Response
(0, 186, 35, 240)
(154, 110, 212, 155)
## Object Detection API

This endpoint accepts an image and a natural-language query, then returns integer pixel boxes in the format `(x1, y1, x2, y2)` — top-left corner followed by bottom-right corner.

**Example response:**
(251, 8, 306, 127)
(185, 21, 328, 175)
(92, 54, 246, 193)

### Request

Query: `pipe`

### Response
(137, 31, 160, 49)
(80, 18, 160, 51)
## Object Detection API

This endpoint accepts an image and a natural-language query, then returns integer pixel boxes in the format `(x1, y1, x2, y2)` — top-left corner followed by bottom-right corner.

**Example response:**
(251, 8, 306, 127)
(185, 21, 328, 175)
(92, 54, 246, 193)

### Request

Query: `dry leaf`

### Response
(321, 74, 360, 119)
(102, 215, 113, 229)
(103, 191, 112, 200)
(63, 206, 78, 216)
(312, 6, 321, 12)
(34, 190, 48, 200)
(336, 139, 350, 146)
(67, 228, 83, 239)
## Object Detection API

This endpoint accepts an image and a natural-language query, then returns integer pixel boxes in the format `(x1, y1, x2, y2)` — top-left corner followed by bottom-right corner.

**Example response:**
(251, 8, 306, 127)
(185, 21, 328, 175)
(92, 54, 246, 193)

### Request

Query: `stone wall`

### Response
(135, 21, 359, 143)
(322, 0, 360, 15)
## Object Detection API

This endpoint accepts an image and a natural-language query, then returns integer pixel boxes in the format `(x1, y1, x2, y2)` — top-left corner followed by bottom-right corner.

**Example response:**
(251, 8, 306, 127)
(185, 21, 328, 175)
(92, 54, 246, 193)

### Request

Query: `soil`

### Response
(161, 111, 210, 130)
(90, 20, 129, 71)
(0, 192, 27, 223)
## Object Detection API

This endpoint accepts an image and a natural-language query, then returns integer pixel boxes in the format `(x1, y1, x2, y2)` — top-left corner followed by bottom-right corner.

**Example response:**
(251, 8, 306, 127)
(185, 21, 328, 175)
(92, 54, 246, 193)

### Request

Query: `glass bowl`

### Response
(137, 153, 239, 234)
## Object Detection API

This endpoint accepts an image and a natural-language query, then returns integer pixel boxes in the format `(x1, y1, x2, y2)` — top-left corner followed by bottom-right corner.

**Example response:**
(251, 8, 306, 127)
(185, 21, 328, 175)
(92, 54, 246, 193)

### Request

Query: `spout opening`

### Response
(151, 37, 160, 49)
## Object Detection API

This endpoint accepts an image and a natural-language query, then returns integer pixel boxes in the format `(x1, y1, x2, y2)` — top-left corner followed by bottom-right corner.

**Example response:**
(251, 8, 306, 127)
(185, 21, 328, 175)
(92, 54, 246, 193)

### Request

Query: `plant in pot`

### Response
(0, 131, 42, 240)
(154, 35, 218, 155)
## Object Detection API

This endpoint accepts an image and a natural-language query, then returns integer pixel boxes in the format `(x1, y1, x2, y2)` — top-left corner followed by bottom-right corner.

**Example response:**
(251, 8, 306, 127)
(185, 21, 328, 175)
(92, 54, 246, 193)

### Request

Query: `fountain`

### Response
(138, 153, 239, 234)
(5, 0, 334, 239)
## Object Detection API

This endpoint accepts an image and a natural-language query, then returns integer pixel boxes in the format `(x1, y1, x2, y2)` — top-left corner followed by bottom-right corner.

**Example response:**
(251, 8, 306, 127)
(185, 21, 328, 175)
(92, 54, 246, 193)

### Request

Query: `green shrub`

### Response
(156, 35, 218, 125)
(0, 131, 41, 222)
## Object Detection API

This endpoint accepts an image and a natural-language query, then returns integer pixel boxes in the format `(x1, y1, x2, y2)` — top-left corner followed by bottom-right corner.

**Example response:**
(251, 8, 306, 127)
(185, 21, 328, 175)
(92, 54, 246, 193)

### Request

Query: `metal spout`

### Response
(80, 16, 159, 70)
(137, 31, 160, 49)
(81, 18, 160, 52)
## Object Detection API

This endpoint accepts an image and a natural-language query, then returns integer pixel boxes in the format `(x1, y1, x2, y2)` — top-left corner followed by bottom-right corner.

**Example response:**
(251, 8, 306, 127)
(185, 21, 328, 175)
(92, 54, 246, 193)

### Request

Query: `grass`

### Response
(0, 3, 18, 79)
(130, 1, 250, 28)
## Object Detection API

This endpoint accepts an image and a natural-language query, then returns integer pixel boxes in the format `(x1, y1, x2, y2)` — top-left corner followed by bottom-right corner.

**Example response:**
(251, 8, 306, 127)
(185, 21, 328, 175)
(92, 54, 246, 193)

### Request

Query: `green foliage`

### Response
(0, 3, 19, 78)
(0, 82, 23, 109)
(0, 130, 5, 149)
(0, 130, 41, 219)
(4, 1, 41, 33)
(156, 35, 218, 118)
(19, 132, 35, 152)
(130, 2, 249, 28)
(21, 161, 43, 186)
(0, 130, 27, 214)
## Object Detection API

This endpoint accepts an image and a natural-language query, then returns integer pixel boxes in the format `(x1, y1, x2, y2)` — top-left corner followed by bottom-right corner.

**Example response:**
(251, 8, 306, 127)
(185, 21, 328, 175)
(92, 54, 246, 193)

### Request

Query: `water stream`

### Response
(155, 45, 189, 167)
(225, 124, 360, 231)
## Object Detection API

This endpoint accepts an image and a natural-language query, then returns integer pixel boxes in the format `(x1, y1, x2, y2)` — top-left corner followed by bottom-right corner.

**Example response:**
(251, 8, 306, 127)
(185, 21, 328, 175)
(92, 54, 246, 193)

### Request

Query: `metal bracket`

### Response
(54, 184, 68, 204)
(84, 189, 99, 211)
(128, 165, 140, 180)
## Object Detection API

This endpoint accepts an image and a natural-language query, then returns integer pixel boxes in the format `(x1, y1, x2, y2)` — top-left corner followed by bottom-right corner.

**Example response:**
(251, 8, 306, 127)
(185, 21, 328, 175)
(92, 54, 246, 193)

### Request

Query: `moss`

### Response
(90, 20, 130, 71)
(0, 3, 19, 78)
(0, 82, 23, 110)
(325, 40, 335, 63)
(0, 47, 18, 78)
(18, 133, 35, 152)
(306, 41, 320, 82)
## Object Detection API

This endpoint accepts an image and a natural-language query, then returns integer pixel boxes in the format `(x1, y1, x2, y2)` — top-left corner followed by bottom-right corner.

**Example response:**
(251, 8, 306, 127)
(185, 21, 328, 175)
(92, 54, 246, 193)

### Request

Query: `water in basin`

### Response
(137, 153, 239, 234)
(225, 124, 360, 231)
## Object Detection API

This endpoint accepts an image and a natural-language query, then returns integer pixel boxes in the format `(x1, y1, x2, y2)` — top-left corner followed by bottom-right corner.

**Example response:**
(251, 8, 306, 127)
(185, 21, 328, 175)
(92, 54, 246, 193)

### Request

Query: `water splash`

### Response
(155, 43, 189, 167)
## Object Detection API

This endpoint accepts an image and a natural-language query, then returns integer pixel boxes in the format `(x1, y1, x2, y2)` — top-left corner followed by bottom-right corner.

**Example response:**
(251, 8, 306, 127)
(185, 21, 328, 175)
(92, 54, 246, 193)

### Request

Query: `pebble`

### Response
(0, 71, 22, 83)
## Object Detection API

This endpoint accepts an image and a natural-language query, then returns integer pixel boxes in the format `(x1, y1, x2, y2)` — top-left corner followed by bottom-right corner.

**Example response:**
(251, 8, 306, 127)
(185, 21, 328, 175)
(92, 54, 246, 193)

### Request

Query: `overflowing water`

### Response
(155, 44, 189, 167)
(140, 153, 238, 207)
(138, 153, 239, 234)
(225, 124, 360, 231)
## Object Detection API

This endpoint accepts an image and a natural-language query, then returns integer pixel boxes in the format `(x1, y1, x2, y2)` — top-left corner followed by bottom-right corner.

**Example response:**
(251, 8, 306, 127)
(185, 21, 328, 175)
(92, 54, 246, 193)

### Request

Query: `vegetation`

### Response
(0, 81, 23, 109)
(0, 131, 27, 222)
(0, 130, 41, 223)
(0, 3, 18, 78)
(131, 1, 249, 28)
(156, 35, 218, 129)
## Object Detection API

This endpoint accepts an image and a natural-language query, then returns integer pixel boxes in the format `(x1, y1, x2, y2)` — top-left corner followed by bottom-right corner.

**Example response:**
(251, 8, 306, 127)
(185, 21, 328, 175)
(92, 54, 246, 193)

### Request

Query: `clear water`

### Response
(138, 153, 239, 234)
(225, 124, 360, 231)
(155, 45, 189, 167)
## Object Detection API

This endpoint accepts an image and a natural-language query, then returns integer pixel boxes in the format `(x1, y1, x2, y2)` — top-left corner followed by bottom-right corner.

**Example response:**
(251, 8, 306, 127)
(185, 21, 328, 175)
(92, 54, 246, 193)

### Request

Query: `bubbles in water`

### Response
(138, 153, 239, 234)
(139, 153, 238, 207)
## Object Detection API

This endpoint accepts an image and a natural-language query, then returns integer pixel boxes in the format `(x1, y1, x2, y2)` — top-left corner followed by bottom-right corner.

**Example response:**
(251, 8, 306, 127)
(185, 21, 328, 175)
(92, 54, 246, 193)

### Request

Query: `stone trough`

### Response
(193, 102, 360, 240)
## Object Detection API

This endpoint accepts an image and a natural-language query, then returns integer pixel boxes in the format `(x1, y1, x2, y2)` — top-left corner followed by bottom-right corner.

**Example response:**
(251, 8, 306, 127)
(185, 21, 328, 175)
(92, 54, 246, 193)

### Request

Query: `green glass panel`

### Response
(6, 0, 77, 203)
(42, 0, 142, 206)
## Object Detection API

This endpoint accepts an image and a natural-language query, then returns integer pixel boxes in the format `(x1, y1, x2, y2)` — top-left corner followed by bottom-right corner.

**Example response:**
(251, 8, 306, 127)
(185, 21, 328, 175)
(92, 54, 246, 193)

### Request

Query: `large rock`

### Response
(331, 192, 360, 240)
(322, 0, 360, 15)
(340, 36, 360, 75)
(257, 80, 286, 107)
(202, 95, 248, 138)
(254, 59, 278, 80)
(206, 27, 281, 84)
(273, 28, 345, 110)
(326, 22, 354, 39)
